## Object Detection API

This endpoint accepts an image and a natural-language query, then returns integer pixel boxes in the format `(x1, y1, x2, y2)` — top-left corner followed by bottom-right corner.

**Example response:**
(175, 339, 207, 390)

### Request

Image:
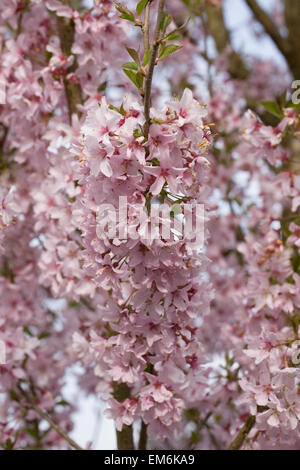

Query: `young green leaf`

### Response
(116, 5, 135, 22)
(56, 400, 71, 406)
(123, 69, 143, 89)
(4, 438, 15, 450)
(123, 61, 139, 71)
(120, 11, 135, 22)
(261, 100, 284, 119)
(159, 44, 182, 60)
(135, 72, 144, 89)
(108, 104, 126, 116)
(160, 12, 171, 33)
(136, 0, 148, 16)
(167, 32, 182, 41)
(24, 427, 39, 440)
(126, 47, 141, 65)
(123, 68, 137, 86)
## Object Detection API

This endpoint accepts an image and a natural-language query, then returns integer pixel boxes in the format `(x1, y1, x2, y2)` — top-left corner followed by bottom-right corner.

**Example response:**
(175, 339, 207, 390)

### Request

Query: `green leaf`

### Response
(56, 400, 71, 406)
(126, 47, 140, 65)
(122, 61, 139, 71)
(123, 69, 143, 89)
(166, 32, 182, 41)
(136, 0, 148, 16)
(280, 91, 287, 109)
(4, 439, 14, 450)
(108, 104, 126, 116)
(261, 100, 283, 119)
(160, 12, 171, 33)
(191, 431, 201, 445)
(120, 12, 135, 22)
(123, 69, 138, 87)
(135, 72, 144, 89)
(24, 427, 39, 440)
(120, 102, 126, 116)
(116, 5, 135, 22)
(24, 326, 33, 337)
(9, 389, 20, 403)
(159, 44, 182, 59)
(98, 81, 107, 92)
(38, 331, 51, 339)
(286, 100, 300, 110)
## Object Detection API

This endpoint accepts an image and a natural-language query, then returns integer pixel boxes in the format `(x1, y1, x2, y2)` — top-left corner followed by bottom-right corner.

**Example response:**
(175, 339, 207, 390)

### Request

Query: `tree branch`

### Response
(142, 0, 151, 52)
(143, 0, 166, 140)
(138, 421, 148, 450)
(25, 402, 84, 450)
(283, 0, 300, 78)
(0, 124, 8, 165)
(56, 13, 83, 122)
(228, 415, 256, 450)
(181, 1, 248, 79)
(113, 382, 134, 450)
(245, 0, 290, 59)
(204, 3, 248, 80)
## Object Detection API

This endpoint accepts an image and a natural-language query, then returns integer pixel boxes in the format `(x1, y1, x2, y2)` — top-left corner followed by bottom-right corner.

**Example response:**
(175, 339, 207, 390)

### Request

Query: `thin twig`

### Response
(17, 0, 30, 36)
(114, 1, 142, 27)
(228, 415, 256, 450)
(18, 383, 83, 450)
(143, 0, 166, 140)
(160, 16, 191, 42)
(142, 1, 151, 52)
(26, 402, 84, 450)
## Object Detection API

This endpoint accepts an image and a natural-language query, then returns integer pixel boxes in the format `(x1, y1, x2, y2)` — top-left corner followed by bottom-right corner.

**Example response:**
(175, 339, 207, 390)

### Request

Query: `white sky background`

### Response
(67, 0, 283, 450)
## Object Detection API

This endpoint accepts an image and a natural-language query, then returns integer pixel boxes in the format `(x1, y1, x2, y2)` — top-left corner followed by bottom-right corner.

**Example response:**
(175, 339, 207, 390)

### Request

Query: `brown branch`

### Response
(0, 124, 8, 160)
(17, 0, 30, 35)
(143, 0, 166, 140)
(245, 0, 290, 59)
(113, 382, 134, 450)
(26, 402, 84, 450)
(228, 415, 256, 450)
(283, 0, 300, 78)
(138, 421, 148, 450)
(142, 1, 151, 52)
(204, 3, 248, 80)
(56, 11, 83, 122)
(180, 1, 248, 80)
(115, 425, 134, 450)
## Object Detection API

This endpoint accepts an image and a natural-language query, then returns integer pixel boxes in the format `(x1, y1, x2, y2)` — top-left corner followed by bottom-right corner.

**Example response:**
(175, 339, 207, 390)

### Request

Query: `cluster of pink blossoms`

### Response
(204, 101, 300, 448)
(231, 109, 300, 448)
(0, 0, 129, 449)
(71, 89, 214, 440)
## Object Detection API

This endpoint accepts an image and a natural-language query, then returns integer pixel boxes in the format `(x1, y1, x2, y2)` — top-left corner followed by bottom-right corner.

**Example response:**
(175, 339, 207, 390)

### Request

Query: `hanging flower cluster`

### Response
(71, 89, 214, 439)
